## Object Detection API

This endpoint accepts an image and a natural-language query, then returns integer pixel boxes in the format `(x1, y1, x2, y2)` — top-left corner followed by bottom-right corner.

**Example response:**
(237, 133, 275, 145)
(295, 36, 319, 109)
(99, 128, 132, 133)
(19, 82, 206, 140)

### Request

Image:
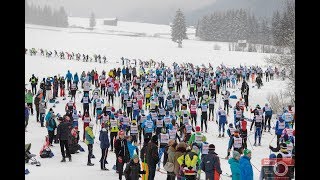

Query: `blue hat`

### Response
(269, 153, 276, 159)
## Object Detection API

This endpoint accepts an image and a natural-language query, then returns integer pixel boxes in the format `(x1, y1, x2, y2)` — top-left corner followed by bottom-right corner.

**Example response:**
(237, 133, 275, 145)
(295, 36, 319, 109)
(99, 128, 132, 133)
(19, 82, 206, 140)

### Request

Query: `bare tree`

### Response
(267, 90, 291, 115)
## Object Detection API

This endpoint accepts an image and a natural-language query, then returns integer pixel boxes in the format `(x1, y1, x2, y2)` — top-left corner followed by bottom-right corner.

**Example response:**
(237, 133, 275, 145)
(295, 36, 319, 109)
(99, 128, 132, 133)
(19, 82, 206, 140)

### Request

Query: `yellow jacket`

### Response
(177, 150, 198, 175)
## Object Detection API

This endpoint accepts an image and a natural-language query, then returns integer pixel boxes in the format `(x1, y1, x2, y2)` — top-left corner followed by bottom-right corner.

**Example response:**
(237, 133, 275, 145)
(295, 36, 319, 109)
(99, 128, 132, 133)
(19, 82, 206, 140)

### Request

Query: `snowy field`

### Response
(25, 19, 286, 180)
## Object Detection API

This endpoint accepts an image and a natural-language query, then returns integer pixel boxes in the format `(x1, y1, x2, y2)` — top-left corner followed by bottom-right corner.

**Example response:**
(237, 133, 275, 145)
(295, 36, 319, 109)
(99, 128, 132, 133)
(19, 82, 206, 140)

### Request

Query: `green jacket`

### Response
(188, 132, 207, 146)
(25, 93, 33, 103)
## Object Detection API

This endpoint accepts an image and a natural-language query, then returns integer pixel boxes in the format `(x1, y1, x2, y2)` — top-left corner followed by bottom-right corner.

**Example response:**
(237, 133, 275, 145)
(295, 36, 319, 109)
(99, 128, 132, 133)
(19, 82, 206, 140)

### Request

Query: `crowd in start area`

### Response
(25, 56, 295, 180)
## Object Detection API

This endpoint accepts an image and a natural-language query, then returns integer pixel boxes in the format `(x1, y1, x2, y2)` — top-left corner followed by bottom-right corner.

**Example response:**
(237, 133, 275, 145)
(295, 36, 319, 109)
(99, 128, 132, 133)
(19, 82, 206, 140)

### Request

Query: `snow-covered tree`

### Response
(171, 9, 187, 48)
(89, 12, 96, 29)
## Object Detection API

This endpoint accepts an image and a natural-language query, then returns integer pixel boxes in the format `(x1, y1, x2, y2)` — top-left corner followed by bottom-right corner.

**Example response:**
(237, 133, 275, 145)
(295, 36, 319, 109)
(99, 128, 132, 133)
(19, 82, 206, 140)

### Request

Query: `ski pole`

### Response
(247, 135, 254, 150)
(251, 162, 261, 173)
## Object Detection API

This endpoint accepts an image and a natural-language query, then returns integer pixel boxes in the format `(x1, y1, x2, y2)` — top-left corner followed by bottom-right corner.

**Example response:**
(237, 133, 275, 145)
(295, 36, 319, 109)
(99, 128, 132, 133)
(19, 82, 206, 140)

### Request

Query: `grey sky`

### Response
(27, 0, 284, 25)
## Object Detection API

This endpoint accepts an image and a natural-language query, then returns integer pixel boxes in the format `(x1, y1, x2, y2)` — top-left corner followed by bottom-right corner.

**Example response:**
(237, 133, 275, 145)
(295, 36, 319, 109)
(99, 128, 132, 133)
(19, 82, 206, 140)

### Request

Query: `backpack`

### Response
(203, 153, 216, 173)
(40, 147, 54, 158)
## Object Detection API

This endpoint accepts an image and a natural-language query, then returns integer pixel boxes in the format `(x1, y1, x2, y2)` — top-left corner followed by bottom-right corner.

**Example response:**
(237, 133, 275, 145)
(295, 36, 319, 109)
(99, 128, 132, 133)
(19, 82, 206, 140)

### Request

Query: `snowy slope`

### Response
(25, 22, 286, 180)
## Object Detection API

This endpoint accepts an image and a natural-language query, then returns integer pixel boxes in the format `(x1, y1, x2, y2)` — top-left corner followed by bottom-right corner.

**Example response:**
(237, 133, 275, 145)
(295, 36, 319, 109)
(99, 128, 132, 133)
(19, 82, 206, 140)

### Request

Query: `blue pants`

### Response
(133, 110, 139, 120)
(219, 122, 225, 134)
(254, 127, 262, 143)
(72, 121, 78, 127)
(157, 147, 165, 168)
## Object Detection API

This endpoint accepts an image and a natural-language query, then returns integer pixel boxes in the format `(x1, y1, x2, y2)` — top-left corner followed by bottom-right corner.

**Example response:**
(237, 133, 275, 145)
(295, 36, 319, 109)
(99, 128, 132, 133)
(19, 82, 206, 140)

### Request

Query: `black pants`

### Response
(201, 112, 208, 131)
(116, 156, 125, 180)
(174, 100, 179, 111)
(110, 132, 118, 150)
(244, 95, 249, 107)
(191, 113, 197, 126)
(184, 175, 196, 180)
(31, 84, 37, 95)
(60, 140, 71, 158)
(145, 97, 150, 109)
(100, 148, 108, 169)
(217, 85, 220, 94)
(48, 130, 54, 145)
(27, 103, 33, 115)
(167, 172, 176, 180)
(88, 144, 93, 163)
(159, 97, 164, 108)
(224, 100, 229, 114)
(67, 80, 71, 89)
(148, 165, 156, 180)
(127, 107, 132, 120)
(208, 106, 214, 120)
(108, 93, 114, 104)
(211, 90, 216, 102)
(83, 104, 89, 114)
(276, 134, 282, 146)
(190, 88, 195, 96)
(36, 107, 40, 121)
(101, 86, 106, 96)
(264, 115, 272, 130)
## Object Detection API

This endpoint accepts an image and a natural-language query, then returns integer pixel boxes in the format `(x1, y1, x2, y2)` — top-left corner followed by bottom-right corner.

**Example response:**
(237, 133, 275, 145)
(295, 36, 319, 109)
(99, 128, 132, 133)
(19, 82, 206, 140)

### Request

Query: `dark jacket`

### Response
(99, 129, 110, 149)
(57, 121, 72, 141)
(124, 159, 144, 180)
(114, 138, 130, 163)
(201, 150, 222, 176)
(146, 141, 159, 167)
(140, 142, 148, 162)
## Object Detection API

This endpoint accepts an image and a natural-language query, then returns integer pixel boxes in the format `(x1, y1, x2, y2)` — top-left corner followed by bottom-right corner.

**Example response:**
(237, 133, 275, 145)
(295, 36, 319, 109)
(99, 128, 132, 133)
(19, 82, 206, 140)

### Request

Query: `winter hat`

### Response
(89, 121, 95, 127)
(195, 126, 201, 132)
(269, 153, 277, 159)
(151, 135, 158, 144)
(244, 149, 252, 156)
(233, 151, 240, 158)
(144, 137, 150, 144)
(229, 123, 233, 128)
(132, 154, 139, 160)
(209, 144, 215, 150)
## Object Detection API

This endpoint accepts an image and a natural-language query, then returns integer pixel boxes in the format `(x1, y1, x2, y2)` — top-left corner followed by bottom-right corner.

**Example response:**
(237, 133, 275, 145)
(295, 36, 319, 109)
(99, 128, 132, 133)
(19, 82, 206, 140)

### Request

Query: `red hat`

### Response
(119, 131, 124, 136)
(195, 126, 201, 132)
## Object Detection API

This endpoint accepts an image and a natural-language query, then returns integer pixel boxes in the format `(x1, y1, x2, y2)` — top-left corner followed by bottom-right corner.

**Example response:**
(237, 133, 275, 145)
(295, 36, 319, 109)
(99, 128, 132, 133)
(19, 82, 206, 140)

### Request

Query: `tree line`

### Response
(195, 0, 294, 48)
(25, 0, 68, 28)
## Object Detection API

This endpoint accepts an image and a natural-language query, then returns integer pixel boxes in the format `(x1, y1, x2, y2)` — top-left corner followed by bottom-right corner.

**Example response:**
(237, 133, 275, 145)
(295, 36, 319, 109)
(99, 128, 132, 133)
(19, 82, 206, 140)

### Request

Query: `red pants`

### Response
(60, 88, 65, 97)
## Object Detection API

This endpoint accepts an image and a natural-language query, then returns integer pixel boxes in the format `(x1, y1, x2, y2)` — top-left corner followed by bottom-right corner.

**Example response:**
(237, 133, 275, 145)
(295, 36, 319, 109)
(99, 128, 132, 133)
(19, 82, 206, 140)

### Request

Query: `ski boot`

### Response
(218, 134, 221, 138)
(258, 143, 261, 146)
(87, 162, 94, 166)
(253, 142, 257, 146)
(222, 133, 225, 137)
(68, 157, 72, 162)
(61, 158, 66, 162)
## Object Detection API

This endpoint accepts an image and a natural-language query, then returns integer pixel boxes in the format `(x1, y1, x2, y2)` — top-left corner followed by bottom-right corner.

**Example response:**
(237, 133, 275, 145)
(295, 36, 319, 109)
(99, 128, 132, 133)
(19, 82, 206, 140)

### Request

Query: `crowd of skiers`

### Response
(25, 58, 295, 180)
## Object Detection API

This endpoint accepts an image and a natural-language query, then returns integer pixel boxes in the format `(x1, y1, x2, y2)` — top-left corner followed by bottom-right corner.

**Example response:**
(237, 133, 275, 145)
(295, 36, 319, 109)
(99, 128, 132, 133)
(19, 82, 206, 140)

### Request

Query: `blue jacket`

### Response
(45, 112, 55, 131)
(239, 156, 253, 180)
(275, 118, 289, 135)
(122, 68, 126, 75)
(218, 112, 227, 124)
(66, 71, 73, 81)
(141, 119, 155, 133)
(99, 129, 110, 149)
(74, 74, 79, 83)
(127, 140, 138, 158)
(228, 158, 240, 180)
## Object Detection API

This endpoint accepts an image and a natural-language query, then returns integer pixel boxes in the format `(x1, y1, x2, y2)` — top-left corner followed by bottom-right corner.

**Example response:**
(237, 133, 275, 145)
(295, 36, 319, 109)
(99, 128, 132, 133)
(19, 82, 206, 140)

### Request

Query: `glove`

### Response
(250, 128, 252, 131)
(140, 170, 146, 174)
(216, 120, 218, 124)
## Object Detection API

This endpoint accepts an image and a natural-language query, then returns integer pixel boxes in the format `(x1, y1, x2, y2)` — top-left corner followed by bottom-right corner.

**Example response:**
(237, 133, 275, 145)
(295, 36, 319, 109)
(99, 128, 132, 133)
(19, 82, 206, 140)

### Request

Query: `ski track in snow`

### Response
(25, 22, 286, 180)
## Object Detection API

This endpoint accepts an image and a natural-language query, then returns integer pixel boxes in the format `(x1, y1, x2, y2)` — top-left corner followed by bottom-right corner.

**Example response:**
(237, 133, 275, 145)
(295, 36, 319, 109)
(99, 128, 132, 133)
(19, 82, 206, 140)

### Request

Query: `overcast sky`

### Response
(27, 0, 284, 25)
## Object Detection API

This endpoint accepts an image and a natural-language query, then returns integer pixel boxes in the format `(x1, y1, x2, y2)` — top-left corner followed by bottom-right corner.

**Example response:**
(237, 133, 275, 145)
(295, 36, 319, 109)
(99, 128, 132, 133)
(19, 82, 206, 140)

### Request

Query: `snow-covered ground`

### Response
(25, 20, 286, 180)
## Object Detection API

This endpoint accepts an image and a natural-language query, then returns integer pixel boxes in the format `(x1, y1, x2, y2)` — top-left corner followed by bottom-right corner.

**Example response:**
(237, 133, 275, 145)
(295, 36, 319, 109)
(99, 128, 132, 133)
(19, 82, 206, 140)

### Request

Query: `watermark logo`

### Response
(261, 158, 295, 178)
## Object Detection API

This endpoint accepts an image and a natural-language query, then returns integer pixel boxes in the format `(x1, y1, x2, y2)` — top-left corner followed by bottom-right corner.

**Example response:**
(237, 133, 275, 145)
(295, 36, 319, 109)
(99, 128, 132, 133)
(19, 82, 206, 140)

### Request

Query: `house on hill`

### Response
(103, 18, 118, 26)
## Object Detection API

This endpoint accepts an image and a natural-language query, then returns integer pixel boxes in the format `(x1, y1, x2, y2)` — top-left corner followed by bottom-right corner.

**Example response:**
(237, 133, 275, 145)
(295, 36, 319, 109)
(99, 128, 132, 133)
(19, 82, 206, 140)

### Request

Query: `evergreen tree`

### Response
(171, 9, 187, 48)
(90, 12, 96, 29)
(272, 11, 282, 46)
